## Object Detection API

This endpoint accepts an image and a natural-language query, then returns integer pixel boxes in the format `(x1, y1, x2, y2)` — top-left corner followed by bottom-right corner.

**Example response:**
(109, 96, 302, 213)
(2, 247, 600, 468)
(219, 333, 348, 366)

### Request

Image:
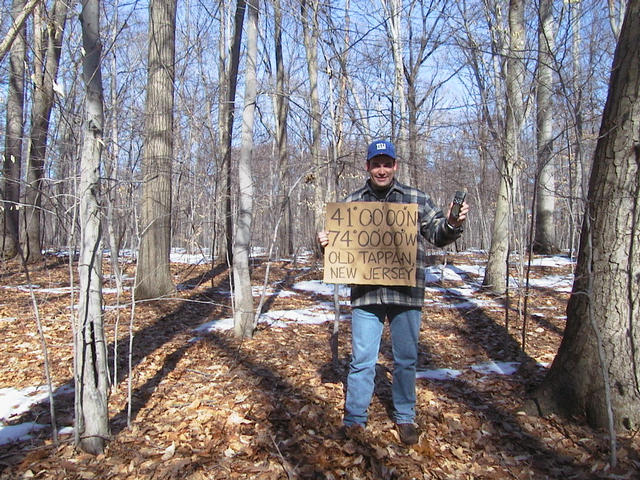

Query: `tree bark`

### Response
(21, 0, 68, 263)
(219, 0, 246, 264)
(568, 0, 586, 259)
(273, 0, 292, 256)
(2, 0, 27, 258)
(483, 0, 525, 294)
(301, 0, 324, 256)
(533, 0, 558, 254)
(233, 0, 258, 338)
(76, 0, 109, 455)
(530, 0, 640, 432)
(135, 0, 177, 299)
(382, 0, 409, 180)
(0, 0, 39, 63)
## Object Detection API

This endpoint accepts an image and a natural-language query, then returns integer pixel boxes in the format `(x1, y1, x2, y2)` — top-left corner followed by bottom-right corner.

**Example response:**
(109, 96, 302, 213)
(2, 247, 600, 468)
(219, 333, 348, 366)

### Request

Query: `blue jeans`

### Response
(344, 305, 421, 426)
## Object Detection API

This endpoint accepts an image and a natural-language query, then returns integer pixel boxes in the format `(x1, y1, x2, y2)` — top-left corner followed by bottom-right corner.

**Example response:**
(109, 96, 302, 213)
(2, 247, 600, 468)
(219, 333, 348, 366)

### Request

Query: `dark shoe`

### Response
(396, 423, 418, 445)
(342, 424, 366, 441)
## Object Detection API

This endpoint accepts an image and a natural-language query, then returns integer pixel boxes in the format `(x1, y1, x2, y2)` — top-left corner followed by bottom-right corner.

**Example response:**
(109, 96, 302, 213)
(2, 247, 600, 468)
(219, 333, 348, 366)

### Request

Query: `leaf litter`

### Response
(0, 252, 638, 479)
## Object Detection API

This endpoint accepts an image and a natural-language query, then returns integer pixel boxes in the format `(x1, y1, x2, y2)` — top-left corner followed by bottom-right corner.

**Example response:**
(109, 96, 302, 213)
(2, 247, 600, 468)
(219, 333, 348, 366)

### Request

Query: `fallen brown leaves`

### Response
(0, 253, 638, 479)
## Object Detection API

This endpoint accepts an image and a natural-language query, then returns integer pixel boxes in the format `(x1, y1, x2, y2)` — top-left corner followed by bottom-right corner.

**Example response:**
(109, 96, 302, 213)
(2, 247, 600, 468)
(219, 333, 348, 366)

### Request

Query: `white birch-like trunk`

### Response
(233, 0, 258, 338)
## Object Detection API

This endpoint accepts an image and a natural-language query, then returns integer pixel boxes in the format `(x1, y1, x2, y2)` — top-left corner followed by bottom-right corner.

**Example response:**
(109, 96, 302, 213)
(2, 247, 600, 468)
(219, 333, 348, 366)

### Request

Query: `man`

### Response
(318, 139, 468, 445)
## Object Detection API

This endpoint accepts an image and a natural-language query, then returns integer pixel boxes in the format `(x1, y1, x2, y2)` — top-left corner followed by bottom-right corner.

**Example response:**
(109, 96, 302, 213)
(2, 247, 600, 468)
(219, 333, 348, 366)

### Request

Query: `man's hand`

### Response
(446, 201, 469, 228)
(317, 230, 329, 249)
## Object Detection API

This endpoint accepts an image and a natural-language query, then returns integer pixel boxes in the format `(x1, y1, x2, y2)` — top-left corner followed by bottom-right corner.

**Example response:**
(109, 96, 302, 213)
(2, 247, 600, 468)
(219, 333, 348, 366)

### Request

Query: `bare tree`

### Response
(403, 0, 447, 180)
(135, 0, 177, 299)
(533, 0, 558, 254)
(75, 0, 109, 455)
(1, 0, 27, 258)
(218, 0, 247, 263)
(0, 0, 39, 63)
(233, 0, 259, 338)
(300, 0, 324, 255)
(482, 0, 525, 294)
(272, 0, 292, 256)
(21, 0, 69, 262)
(530, 0, 640, 445)
(608, 0, 626, 39)
(381, 0, 409, 180)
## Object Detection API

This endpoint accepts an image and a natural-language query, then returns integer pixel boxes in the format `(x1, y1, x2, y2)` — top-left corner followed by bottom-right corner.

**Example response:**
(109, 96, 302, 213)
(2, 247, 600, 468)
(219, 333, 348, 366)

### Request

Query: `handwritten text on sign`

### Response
(323, 202, 419, 286)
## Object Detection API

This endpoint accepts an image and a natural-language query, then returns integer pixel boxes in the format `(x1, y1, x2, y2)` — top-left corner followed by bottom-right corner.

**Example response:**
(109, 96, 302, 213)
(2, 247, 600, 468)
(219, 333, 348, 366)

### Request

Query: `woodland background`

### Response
(1, 0, 639, 476)
(0, 0, 620, 260)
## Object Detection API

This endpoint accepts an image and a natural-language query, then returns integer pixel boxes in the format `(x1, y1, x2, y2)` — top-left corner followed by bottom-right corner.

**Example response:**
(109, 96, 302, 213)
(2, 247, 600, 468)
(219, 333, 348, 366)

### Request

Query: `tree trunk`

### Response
(219, 0, 246, 264)
(21, 0, 68, 263)
(569, 0, 586, 259)
(233, 0, 258, 338)
(301, 0, 323, 255)
(0, 0, 39, 63)
(383, 0, 409, 181)
(530, 0, 640, 432)
(76, 0, 109, 455)
(104, 2, 123, 291)
(533, 0, 558, 254)
(1, 0, 27, 258)
(273, 0, 292, 256)
(483, 0, 525, 294)
(135, 0, 177, 299)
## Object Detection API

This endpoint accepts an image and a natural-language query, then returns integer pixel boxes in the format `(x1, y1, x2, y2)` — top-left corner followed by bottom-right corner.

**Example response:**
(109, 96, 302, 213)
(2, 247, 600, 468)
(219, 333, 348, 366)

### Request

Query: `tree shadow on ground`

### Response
(0, 261, 631, 478)
(0, 261, 231, 473)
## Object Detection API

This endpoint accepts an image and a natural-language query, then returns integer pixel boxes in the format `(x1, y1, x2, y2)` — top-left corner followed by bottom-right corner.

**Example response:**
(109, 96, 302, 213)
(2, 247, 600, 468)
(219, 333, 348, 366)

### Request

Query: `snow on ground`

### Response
(0, 385, 73, 445)
(1, 253, 574, 445)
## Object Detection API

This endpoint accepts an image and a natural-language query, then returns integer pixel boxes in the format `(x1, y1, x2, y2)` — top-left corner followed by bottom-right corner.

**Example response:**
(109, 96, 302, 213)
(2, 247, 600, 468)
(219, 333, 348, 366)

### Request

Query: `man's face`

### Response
(366, 155, 397, 190)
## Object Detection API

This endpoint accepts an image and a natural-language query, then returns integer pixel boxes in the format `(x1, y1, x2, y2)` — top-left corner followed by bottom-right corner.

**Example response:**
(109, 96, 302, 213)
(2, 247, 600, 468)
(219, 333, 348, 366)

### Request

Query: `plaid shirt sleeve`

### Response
(344, 180, 462, 308)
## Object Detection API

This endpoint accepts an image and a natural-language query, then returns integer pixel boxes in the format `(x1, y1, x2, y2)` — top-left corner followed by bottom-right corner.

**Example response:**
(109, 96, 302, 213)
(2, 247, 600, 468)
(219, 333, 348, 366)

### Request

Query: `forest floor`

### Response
(0, 251, 638, 479)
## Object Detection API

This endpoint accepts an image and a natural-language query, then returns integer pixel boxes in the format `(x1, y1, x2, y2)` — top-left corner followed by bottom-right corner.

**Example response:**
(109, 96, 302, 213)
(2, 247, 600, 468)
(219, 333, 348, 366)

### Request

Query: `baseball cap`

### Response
(367, 140, 396, 161)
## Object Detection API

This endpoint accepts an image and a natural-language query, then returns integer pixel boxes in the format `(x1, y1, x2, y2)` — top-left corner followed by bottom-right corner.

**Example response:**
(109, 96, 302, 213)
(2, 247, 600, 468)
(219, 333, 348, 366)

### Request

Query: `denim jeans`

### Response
(344, 305, 421, 426)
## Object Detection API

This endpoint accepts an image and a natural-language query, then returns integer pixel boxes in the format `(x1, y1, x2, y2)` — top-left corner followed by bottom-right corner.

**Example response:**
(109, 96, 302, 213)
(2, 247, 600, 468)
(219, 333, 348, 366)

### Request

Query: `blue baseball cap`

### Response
(367, 140, 396, 161)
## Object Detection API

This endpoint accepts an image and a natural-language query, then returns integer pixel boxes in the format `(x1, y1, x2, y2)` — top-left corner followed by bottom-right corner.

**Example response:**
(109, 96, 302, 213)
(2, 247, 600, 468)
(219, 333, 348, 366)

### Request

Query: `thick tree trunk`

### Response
(483, 0, 525, 294)
(533, 0, 558, 254)
(21, 0, 68, 263)
(76, 0, 109, 455)
(135, 0, 177, 299)
(530, 1, 640, 432)
(233, 0, 258, 338)
(1, 0, 26, 258)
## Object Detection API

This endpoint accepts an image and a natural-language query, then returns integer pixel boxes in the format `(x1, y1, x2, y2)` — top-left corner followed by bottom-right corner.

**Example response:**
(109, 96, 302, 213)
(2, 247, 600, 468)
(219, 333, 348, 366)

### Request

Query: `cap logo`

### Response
(376, 143, 386, 150)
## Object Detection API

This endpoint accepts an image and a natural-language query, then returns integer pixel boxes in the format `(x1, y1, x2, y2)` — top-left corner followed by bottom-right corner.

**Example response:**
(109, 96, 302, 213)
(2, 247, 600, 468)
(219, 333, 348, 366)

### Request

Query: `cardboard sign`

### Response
(323, 202, 419, 286)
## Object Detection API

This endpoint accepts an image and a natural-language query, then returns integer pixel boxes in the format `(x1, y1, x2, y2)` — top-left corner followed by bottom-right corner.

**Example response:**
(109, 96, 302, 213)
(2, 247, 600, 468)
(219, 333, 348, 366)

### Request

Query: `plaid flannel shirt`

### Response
(344, 179, 462, 308)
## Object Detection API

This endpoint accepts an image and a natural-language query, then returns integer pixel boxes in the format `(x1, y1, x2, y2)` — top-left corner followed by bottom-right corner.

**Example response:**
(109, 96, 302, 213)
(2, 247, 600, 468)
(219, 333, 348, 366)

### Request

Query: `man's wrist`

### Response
(446, 220, 463, 233)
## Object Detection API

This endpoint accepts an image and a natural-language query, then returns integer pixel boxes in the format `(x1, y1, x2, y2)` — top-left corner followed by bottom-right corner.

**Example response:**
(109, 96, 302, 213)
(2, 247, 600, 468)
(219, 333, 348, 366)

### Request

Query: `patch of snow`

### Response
(417, 368, 462, 380)
(471, 361, 520, 376)
(0, 387, 50, 420)
(0, 422, 46, 445)
(293, 281, 350, 298)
